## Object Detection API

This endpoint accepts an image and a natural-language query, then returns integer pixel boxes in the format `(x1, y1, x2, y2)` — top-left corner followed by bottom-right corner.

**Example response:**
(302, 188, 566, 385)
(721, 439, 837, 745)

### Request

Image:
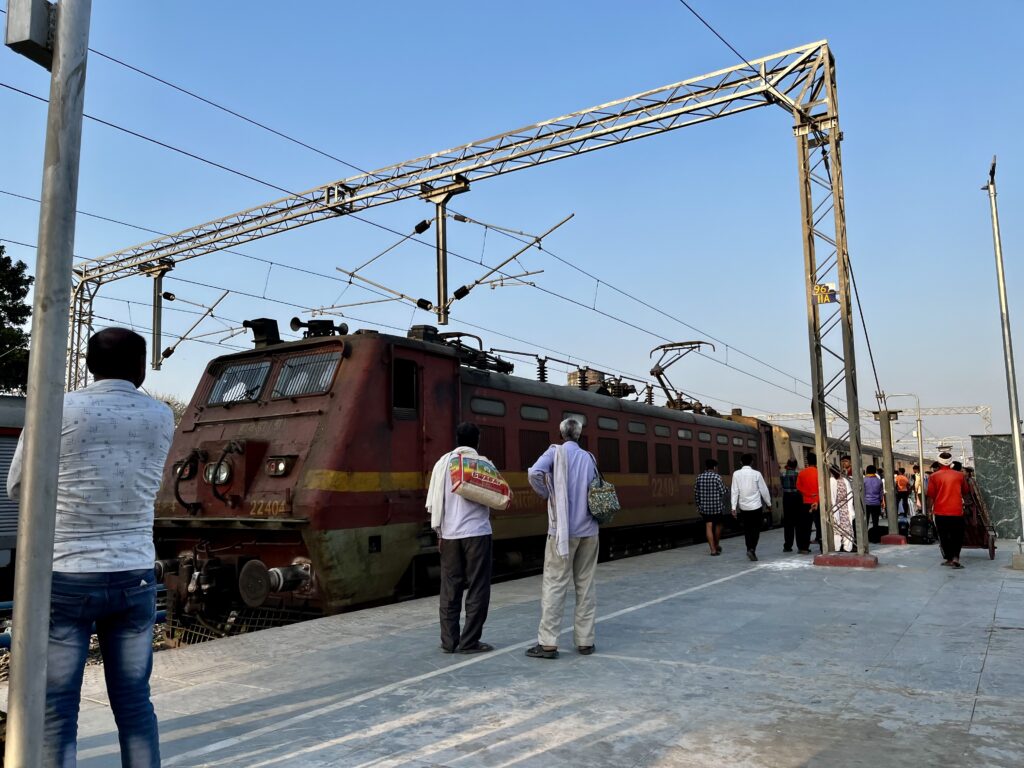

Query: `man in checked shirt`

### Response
(695, 458, 728, 555)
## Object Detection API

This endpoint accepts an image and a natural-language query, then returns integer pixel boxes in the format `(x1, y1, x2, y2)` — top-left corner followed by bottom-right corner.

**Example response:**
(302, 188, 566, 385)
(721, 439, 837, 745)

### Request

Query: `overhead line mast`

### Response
(71, 40, 861, 553)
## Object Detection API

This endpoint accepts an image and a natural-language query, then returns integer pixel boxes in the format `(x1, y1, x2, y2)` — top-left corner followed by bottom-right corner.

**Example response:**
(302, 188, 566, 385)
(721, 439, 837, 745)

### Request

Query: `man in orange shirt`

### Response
(926, 452, 970, 568)
(795, 453, 820, 554)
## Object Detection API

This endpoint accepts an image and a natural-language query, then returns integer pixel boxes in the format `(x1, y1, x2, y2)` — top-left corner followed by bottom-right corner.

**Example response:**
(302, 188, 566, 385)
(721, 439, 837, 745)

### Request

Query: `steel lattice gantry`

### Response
(69, 39, 862, 552)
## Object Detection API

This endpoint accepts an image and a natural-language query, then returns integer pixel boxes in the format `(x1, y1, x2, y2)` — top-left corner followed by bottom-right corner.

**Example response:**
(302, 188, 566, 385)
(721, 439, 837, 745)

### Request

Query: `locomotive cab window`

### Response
(208, 361, 272, 405)
(392, 358, 418, 419)
(273, 351, 342, 398)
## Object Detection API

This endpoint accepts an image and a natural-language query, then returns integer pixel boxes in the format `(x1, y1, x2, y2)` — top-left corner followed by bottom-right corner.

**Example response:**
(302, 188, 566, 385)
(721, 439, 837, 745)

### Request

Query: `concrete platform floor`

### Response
(41, 533, 1024, 766)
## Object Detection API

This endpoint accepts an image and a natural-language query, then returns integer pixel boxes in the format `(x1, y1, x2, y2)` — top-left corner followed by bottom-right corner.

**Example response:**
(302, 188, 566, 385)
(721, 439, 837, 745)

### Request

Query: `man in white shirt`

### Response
(425, 422, 495, 654)
(7, 328, 174, 768)
(731, 453, 772, 561)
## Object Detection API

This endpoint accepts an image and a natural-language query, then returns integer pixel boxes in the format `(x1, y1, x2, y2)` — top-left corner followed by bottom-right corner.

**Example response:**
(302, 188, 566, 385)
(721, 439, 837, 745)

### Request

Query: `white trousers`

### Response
(537, 534, 599, 648)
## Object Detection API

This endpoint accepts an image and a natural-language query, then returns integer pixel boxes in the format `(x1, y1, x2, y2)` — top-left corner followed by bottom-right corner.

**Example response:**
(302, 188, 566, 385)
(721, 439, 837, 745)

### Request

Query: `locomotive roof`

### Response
(460, 367, 758, 434)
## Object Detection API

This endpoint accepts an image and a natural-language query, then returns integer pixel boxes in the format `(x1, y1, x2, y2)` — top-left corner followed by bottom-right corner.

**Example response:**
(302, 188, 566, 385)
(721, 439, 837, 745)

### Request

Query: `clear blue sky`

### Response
(3, 1, 1021, 456)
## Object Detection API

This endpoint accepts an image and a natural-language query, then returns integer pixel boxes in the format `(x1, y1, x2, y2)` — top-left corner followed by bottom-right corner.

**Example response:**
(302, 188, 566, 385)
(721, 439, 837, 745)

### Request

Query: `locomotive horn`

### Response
(290, 317, 348, 338)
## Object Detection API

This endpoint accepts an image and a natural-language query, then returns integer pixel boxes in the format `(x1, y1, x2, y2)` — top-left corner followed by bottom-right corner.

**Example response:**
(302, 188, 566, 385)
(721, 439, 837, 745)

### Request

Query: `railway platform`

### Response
(11, 531, 1024, 767)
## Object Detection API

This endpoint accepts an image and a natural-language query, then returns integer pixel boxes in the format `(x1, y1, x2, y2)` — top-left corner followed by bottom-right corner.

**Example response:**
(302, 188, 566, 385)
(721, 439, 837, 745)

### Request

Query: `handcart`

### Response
(963, 477, 997, 560)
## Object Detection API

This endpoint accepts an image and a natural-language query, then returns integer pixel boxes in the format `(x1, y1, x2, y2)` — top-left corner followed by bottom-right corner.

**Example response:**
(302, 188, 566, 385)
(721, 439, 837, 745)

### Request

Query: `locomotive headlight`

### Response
(173, 460, 196, 481)
(265, 456, 295, 477)
(203, 461, 232, 485)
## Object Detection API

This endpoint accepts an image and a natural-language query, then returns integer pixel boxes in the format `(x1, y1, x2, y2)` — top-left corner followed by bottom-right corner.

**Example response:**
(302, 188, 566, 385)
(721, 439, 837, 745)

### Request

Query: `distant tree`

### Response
(151, 391, 188, 426)
(0, 245, 34, 394)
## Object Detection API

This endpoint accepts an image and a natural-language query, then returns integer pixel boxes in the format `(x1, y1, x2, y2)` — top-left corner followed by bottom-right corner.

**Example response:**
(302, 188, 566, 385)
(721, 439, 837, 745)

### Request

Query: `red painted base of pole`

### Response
(813, 552, 879, 568)
(880, 534, 908, 545)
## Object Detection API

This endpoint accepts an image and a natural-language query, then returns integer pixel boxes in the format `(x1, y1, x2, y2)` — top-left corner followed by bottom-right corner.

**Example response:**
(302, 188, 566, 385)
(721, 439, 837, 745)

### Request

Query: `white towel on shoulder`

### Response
(426, 446, 477, 531)
(551, 444, 571, 558)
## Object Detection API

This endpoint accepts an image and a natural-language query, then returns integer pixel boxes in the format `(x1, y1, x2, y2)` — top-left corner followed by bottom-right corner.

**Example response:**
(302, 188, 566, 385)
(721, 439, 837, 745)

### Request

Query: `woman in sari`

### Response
(829, 463, 855, 552)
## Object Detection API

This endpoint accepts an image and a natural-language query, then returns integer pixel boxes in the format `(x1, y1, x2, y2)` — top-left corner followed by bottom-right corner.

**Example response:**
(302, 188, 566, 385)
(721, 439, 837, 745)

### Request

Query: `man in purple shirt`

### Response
(525, 418, 598, 659)
(863, 465, 885, 528)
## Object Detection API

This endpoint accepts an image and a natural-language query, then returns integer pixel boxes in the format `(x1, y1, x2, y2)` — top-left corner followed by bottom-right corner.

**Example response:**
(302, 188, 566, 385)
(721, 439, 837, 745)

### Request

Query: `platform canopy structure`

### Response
(69, 39, 863, 550)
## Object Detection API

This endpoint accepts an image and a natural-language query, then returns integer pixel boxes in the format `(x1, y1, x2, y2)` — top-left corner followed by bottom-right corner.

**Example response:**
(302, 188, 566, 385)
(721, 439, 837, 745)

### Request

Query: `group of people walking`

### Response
(426, 417, 600, 660)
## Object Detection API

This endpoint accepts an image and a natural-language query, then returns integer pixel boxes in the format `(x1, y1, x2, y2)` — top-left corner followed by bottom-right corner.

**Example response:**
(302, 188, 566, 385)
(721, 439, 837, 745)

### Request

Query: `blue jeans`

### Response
(45, 569, 160, 768)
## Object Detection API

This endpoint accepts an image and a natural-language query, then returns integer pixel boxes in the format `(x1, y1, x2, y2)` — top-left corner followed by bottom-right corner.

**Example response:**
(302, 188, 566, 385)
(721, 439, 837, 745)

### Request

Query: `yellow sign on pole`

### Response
(813, 283, 838, 304)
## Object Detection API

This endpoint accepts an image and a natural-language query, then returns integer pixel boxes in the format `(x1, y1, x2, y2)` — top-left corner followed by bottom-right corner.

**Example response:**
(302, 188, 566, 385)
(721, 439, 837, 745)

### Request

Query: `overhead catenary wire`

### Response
(1, 37, 822, 399)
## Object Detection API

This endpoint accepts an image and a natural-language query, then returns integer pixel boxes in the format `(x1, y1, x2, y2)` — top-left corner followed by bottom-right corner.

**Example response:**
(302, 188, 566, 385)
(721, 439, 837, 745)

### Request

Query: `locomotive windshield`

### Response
(272, 351, 341, 398)
(207, 361, 272, 404)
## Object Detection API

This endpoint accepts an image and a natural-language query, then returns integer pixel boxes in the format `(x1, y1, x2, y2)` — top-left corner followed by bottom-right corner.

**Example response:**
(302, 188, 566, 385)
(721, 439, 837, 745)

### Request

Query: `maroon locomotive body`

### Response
(154, 322, 779, 634)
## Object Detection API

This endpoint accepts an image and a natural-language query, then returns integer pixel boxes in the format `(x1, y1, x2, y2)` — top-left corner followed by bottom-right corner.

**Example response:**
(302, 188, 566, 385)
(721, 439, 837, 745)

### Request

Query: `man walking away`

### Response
(526, 418, 598, 659)
(731, 454, 771, 561)
(927, 452, 971, 568)
(863, 465, 885, 528)
(7, 328, 174, 768)
(910, 464, 921, 512)
(795, 454, 820, 554)
(780, 459, 801, 553)
(426, 422, 496, 654)
(695, 458, 728, 555)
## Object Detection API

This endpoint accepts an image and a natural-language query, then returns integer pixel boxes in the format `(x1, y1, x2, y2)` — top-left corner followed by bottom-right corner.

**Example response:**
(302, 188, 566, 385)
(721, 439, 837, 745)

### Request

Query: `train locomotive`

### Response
(153, 318, 908, 638)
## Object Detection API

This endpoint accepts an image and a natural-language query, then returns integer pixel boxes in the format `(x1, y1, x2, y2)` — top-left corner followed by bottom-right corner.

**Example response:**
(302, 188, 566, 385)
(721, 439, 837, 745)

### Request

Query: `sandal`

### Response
(525, 644, 558, 659)
(577, 645, 595, 655)
(951, 562, 964, 569)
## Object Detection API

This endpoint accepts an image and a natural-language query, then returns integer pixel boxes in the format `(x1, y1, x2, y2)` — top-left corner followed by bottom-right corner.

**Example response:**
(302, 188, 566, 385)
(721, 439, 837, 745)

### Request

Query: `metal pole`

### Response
(7, 1, 93, 765)
(151, 271, 163, 370)
(916, 401, 925, 513)
(435, 199, 449, 326)
(794, 132, 832, 552)
(876, 409, 899, 532)
(985, 158, 1024, 551)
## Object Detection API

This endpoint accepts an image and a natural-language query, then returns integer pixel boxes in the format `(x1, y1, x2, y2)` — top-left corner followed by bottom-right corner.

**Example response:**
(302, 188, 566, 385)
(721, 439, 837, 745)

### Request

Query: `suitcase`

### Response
(868, 525, 886, 544)
(908, 514, 936, 544)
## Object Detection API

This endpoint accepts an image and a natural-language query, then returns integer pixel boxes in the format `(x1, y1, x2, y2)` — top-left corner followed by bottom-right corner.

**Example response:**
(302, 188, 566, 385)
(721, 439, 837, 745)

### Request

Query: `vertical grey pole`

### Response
(877, 410, 899, 532)
(916, 405, 925, 513)
(151, 272, 163, 370)
(6, 1, 92, 765)
(984, 158, 1024, 551)
(435, 200, 449, 326)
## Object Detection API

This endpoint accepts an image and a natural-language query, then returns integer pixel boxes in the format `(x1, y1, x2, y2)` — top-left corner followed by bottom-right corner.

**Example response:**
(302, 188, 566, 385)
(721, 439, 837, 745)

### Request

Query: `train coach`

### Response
(153, 320, 782, 635)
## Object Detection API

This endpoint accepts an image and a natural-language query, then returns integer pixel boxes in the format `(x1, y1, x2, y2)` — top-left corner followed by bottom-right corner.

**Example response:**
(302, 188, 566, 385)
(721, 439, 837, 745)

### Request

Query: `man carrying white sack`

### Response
(426, 421, 500, 654)
(525, 418, 599, 659)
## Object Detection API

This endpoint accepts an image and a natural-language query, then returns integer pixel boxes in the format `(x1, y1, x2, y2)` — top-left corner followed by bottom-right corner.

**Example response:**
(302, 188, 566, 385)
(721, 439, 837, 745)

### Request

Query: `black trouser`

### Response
(439, 534, 493, 651)
(783, 493, 802, 549)
(934, 515, 965, 562)
(866, 504, 882, 528)
(896, 491, 911, 515)
(796, 502, 814, 551)
(739, 507, 762, 553)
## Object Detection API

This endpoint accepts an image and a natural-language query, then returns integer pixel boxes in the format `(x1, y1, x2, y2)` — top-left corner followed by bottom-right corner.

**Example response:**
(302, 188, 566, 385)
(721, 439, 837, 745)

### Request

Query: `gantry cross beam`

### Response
(70, 40, 861, 552)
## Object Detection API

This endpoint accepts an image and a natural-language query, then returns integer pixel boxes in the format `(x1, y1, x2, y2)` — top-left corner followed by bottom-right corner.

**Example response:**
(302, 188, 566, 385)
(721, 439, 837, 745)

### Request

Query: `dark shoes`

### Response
(783, 547, 793, 553)
(525, 644, 559, 659)
(457, 642, 494, 654)
(577, 645, 595, 655)
(439, 645, 455, 654)
(747, 550, 758, 561)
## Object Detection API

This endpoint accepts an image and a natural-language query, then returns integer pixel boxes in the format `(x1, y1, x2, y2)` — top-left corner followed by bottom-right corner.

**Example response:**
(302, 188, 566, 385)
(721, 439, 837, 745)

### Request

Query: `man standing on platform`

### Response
(780, 459, 801, 553)
(7, 328, 174, 768)
(926, 452, 971, 569)
(731, 454, 771, 561)
(863, 465, 885, 529)
(525, 418, 599, 659)
(426, 422, 496, 654)
(796, 453, 820, 554)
